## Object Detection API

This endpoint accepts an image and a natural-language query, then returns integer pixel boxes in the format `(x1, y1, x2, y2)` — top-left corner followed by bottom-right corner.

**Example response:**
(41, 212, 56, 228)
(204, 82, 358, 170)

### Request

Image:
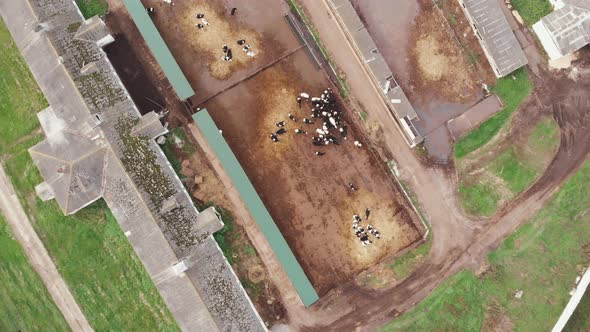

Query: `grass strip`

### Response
(454, 68, 532, 159)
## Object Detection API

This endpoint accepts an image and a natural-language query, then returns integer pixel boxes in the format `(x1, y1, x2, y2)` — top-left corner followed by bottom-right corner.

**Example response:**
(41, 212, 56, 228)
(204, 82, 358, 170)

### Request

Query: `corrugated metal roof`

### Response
(462, 0, 528, 77)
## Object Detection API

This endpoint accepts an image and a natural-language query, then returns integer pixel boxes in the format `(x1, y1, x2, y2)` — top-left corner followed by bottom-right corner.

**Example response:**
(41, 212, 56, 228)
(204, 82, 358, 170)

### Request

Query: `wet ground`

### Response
(103, 0, 288, 322)
(104, 34, 166, 115)
(351, 0, 493, 161)
(143, 0, 301, 105)
(108, 0, 424, 295)
(103, 0, 590, 328)
(203, 51, 423, 294)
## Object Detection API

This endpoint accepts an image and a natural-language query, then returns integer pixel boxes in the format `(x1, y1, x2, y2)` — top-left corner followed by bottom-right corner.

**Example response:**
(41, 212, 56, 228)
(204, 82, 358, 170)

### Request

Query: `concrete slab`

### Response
(446, 95, 503, 141)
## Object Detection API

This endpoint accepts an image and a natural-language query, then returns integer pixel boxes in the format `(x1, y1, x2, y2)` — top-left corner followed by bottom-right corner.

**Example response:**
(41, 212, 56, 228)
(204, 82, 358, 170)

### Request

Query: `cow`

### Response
(276, 121, 286, 127)
(276, 128, 287, 135)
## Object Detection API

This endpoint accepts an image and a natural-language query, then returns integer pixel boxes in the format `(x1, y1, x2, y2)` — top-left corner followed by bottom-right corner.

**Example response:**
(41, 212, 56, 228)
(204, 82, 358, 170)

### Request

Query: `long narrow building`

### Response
(458, 0, 528, 77)
(0, 0, 266, 330)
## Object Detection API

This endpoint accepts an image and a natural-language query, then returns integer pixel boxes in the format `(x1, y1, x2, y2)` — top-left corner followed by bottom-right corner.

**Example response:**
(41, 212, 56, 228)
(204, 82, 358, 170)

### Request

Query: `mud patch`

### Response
(103, 33, 165, 115)
(410, 4, 478, 103)
(204, 50, 424, 295)
(482, 301, 513, 332)
(175, 1, 262, 80)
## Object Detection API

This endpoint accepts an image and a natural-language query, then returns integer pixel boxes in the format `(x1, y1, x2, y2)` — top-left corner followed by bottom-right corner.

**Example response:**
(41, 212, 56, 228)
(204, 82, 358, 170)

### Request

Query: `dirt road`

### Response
(0, 165, 93, 332)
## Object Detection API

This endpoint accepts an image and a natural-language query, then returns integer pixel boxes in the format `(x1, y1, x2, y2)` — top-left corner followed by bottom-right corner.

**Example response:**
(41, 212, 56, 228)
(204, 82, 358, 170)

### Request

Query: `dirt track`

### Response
(0, 166, 93, 332)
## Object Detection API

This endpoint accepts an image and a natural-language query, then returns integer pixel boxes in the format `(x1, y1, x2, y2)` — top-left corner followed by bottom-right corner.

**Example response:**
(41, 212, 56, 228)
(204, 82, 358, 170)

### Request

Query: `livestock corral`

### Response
(110, 0, 426, 296)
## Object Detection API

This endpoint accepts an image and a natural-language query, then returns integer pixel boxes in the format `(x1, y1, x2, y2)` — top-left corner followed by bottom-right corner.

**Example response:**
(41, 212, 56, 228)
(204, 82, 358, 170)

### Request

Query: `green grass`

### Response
(511, 0, 553, 26)
(0, 19, 47, 154)
(387, 236, 432, 278)
(0, 19, 179, 331)
(382, 271, 486, 331)
(161, 135, 184, 178)
(74, 0, 108, 19)
(489, 147, 538, 193)
(528, 117, 560, 153)
(205, 203, 237, 265)
(359, 111, 368, 121)
(0, 213, 70, 331)
(383, 160, 590, 331)
(240, 278, 263, 298)
(161, 127, 198, 179)
(565, 287, 590, 331)
(244, 245, 257, 257)
(459, 182, 500, 217)
(454, 68, 532, 159)
(4, 151, 179, 331)
(457, 117, 559, 217)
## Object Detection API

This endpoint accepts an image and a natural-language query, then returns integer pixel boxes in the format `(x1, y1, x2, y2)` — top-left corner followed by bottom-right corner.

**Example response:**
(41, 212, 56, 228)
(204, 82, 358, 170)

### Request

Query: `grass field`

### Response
(458, 117, 559, 217)
(383, 159, 590, 331)
(511, 0, 553, 26)
(459, 182, 500, 217)
(0, 20, 47, 153)
(0, 19, 179, 331)
(74, 0, 108, 19)
(0, 213, 70, 332)
(454, 68, 532, 159)
(489, 147, 538, 193)
(387, 236, 432, 279)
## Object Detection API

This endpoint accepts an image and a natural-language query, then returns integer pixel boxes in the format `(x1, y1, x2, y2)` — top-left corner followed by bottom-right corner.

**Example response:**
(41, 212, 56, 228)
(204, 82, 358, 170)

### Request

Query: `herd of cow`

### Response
(353, 209, 381, 246)
(269, 88, 362, 152)
(268, 89, 381, 246)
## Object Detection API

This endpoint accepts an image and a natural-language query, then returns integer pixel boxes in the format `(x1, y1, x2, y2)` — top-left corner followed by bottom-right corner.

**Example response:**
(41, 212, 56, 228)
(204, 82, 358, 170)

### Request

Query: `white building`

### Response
(533, 0, 590, 60)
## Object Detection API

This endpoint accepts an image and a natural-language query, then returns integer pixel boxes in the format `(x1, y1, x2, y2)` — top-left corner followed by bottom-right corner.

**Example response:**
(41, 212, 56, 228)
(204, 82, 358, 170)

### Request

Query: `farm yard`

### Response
(351, 0, 497, 161)
(104, 0, 425, 296)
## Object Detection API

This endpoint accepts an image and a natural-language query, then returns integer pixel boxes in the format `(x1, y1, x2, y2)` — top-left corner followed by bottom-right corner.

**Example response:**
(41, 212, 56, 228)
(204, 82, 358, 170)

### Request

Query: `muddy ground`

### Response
(143, 0, 301, 105)
(104, 0, 286, 323)
(352, 0, 495, 161)
(106, 0, 424, 298)
(203, 53, 423, 294)
(103, 0, 590, 328)
(171, 134, 286, 325)
(318, 48, 590, 332)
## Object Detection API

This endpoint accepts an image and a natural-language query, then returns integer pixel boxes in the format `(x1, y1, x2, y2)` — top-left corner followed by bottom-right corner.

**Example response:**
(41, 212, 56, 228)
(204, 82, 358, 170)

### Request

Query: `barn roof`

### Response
(462, 0, 528, 77)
